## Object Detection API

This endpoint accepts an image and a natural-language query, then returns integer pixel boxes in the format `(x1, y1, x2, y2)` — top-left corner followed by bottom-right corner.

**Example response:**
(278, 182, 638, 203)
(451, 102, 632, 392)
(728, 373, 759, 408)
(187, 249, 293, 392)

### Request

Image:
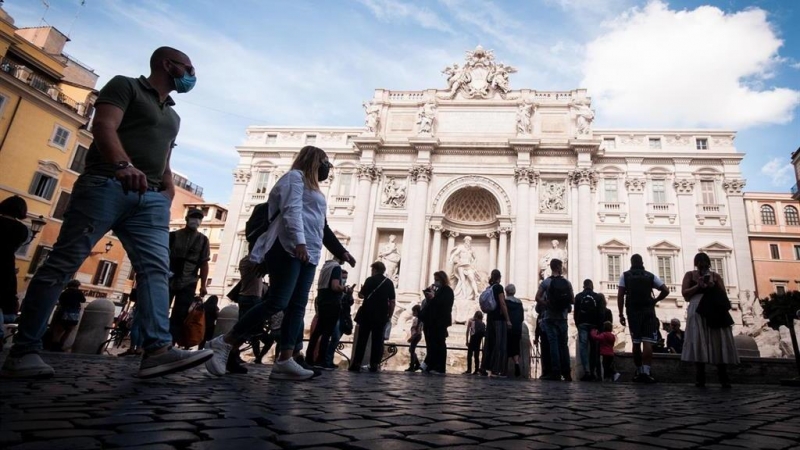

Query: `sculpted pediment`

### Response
(647, 240, 681, 252)
(598, 239, 630, 251)
(699, 241, 733, 253)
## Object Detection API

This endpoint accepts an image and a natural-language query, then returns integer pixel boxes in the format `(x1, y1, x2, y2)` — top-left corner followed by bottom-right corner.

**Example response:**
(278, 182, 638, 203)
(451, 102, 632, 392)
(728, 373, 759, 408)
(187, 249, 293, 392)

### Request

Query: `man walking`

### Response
(574, 279, 604, 381)
(2, 47, 212, 379)
(169, 208, 210, 345)
(535, 259, 574, 381)
(617, 254, 670, 383)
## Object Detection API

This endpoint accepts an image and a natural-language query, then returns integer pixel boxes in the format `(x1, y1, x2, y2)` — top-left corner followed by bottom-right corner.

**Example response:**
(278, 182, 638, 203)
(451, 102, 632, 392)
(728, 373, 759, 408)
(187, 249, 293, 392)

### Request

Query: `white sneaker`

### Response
(613, 372, 621, 382)
(420, 362, 428, 372)
(1, 353, 55, 379)
(204, 336, 232, 377)
(137, 347, 212, 379)
(269, 357, 314, 380)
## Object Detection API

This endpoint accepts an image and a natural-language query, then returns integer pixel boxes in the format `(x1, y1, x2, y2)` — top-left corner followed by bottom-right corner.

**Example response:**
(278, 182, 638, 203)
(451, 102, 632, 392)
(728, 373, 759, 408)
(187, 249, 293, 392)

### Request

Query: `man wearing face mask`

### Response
(1, 47, 213, 379)
(168, 208, 210, 345)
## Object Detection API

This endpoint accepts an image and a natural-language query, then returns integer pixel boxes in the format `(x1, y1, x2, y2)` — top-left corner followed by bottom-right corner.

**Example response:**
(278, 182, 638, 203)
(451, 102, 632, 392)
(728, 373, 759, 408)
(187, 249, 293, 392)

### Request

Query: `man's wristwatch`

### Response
(114, 161, 134, 171)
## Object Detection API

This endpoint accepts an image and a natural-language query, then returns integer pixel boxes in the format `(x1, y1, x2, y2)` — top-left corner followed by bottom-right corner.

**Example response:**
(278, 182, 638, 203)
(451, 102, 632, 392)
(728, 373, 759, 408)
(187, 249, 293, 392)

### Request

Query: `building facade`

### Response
(744, 192, 800, 299)
(215, 47, 755, 352)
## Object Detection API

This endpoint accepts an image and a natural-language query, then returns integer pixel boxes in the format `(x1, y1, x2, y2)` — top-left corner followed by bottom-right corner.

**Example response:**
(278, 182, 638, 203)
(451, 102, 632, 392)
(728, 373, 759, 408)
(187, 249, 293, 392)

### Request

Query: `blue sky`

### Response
(6, 0, 799, 203)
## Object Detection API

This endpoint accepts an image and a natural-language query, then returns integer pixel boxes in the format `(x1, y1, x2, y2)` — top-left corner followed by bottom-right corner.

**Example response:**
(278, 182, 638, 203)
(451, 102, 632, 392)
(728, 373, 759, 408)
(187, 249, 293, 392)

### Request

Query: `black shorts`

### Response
(627, 308, 660, 344)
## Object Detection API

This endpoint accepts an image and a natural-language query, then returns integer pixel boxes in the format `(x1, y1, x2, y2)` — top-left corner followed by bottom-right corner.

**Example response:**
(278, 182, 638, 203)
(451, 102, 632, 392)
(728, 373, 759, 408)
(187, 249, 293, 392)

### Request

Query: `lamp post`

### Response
(90, 240, 114, 256)
(25, 215, 47, 244)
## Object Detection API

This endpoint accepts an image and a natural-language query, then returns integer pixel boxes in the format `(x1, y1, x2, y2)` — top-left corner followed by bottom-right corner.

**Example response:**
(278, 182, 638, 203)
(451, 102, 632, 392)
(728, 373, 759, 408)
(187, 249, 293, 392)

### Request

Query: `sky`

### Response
(6, 0, 800, 204)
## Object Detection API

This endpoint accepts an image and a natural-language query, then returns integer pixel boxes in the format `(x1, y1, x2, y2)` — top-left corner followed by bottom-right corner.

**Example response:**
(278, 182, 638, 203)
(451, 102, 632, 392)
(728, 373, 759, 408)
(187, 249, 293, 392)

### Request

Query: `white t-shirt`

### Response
(618, 273, 665, 288)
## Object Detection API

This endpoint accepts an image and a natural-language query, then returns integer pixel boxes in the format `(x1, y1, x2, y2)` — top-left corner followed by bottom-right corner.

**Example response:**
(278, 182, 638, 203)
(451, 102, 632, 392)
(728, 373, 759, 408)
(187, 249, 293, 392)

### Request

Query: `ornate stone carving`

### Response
(439, 45, 517, 99)
(430, 224, 444, 232)
(514, 167, 531, 184)
(625, 177, 646, 193)
(433, 175, 512, 215)
(540, 239, 568, 279)
(362, 101, 381, 135)
(283, 131, 302, 141)
(665, 135, 692, 146)
(571, 99, 594, 137)
(620, 135, 645, 146)
(233, 169, 251, 184)
(446, 230, 460, 239)
(529, 170, 540, 187)
(381, 177, 407, 208)
(673, 178, 696, 194)
(356, 164, 381, 181)
(722, 178, 746, 195)
(568, 169, 597, 188)
(498, 226, 512, 234)
(378, 235, 401, 286)
(539, 180, 567, 213)
(416, 102, 437, 135)
(486, 231, 498, 239)
(712, 136, 735, 146)
(516, 102, 535, 135)
(409, 164, 433, 183)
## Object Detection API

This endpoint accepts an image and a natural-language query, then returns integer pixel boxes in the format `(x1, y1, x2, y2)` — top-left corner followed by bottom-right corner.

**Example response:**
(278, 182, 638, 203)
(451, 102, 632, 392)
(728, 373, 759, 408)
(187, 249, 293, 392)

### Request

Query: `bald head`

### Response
(150, 47, 189, 71)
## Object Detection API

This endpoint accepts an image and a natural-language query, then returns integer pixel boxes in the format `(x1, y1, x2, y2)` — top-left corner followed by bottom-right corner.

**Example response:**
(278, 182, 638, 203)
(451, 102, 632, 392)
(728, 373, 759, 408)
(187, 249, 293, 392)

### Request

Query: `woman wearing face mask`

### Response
(205, 146, 355, 380)
(420, 271, 454, 374)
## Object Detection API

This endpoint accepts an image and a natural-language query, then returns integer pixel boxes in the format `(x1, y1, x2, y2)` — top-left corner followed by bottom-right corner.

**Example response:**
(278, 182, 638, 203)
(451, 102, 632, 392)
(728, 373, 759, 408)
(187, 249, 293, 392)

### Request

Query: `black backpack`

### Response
(624, 269, 655, 307)
(576, 290, 601, 324)
(245, 202, 279, 252)
(547, 276, 572, 313)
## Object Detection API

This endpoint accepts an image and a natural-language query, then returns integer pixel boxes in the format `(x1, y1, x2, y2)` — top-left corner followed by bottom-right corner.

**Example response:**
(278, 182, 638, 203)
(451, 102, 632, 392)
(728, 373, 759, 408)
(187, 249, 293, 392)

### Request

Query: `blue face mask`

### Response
(174, 72, 196, 93)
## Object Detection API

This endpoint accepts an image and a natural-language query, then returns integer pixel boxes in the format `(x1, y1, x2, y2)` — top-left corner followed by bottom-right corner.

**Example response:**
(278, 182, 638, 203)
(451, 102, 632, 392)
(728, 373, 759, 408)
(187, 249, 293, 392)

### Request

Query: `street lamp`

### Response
(25, 215, 47, 244)
(90, 240, 114, 256)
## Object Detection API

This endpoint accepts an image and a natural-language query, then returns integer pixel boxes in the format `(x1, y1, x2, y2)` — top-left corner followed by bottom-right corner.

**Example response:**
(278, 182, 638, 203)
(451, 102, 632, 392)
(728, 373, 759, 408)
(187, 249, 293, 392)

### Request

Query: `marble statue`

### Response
(516, 102, 534, 135)
(363, 101, 381, 134)
(439, 45, 517, 99)
(378, 235, 402, 286)
(489, 62, 516, 94)
(572, 100, 595, 136)
(442, 64, 470, 99)
(540, 239, 568, 280)
(539, 181, 566, 213)
(381, 178, 407, 208)
(416, 102, 437, 135)
(449, 236, 480, 322)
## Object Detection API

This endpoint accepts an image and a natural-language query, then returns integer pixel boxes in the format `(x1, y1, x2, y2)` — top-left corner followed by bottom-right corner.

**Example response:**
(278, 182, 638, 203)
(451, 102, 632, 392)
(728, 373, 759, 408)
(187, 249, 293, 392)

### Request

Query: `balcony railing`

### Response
(646, 203, 677, 224)
(696, 203, 727, 225)
(0, 57, 91, 117)
(597, 202, 627, 223)
(328, 195, 355, 215)
(249, 192, 268, 202)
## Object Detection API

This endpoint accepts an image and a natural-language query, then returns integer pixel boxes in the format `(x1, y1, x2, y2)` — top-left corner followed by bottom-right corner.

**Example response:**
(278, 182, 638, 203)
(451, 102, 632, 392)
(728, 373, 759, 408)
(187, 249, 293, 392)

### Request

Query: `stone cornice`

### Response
(352, 136, 384, 152)
(407, 137, 440, 152)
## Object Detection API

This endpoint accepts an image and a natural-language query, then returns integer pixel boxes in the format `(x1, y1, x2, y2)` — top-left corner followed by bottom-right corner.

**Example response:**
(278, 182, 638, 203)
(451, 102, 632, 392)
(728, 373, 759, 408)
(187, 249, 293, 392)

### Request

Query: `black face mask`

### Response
(318, 164, 330, 182)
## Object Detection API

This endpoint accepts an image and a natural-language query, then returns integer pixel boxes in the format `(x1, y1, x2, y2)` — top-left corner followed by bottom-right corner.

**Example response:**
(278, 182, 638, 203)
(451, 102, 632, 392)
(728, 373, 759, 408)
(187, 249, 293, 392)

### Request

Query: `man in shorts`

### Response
(617, 254, 669, 383)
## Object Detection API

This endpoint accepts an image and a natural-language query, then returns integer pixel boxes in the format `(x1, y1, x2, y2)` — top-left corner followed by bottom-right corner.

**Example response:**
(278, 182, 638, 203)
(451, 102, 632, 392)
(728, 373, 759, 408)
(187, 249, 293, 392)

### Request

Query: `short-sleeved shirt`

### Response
(538, 277, 574, 320)
(357, 274, 396, 324)
(169, 228, 210, 290)
(487, 283, 506, 322)
(317, 266, 343, 307)
(84, 75, 181, 189)
(619, 271, 665, 311)
(58, 288, 86, 313)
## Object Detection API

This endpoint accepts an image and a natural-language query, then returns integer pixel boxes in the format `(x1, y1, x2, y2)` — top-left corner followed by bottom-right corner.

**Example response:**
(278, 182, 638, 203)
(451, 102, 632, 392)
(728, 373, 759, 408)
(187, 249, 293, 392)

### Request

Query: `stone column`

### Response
(528, 171, 540, 297)
(213, 168, 251, 292)
(513, 168, 531, 298)
(398, 165, 433, 293)
(488, 231, 498, 270)
(445, 231, 458, 265)
(570, 169, 597, 284)
(430, 225, 444, 274)
(498, 228, 510, 279)
(723, 179, 756, 298)
(674, 178, 698, 273)
(349, 164, 380, 286)
(625, 177, 647, 257)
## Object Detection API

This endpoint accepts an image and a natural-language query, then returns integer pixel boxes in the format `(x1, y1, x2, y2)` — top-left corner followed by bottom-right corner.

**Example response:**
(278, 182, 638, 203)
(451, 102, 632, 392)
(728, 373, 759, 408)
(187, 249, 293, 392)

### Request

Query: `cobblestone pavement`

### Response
(1, 353, 799, 450)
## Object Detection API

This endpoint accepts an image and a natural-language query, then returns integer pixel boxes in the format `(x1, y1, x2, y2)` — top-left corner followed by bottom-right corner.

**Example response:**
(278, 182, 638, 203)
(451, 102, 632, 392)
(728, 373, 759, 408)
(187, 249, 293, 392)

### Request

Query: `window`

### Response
(337, 172, 353, 196)
(207, 278, 212, 286)
(254, 171, 270, 194)
(28, 246, 52, 275)
(266, 134, 277, 144)
(215, 209, 226, 221)
(657, 256, 673, 284)
(94, 261, 117, 287)
(305, 134, 317, 145)
(50, 125, 71, 149)
(700, 180, 716, 204)
(15, 226, 32, 257)
(785, 206, 800, 226)
(128, 269, 136, 281)
(770, 244, 780, 260)
(52, 191, 71, 220)
(607, 255, 621, 282)
(696, 138, 708, 150)
(761, 205, 777, 225)
(604, 179, 618, 202)
(794, 245, 800, 261)
(70, 145, 89, 173)
(0, 95, 7, 114)
(649, 138, 662, 149)
(346, 135, 356, 146)
(218, 229, 224, 241)
(652, 179, 667, 203)
(710, 257, 725, 282)
(776, 285, 786, 296)
(603, 138, 616, 150)
(28, 172, 57, 200)
(212, 253, 218, 263)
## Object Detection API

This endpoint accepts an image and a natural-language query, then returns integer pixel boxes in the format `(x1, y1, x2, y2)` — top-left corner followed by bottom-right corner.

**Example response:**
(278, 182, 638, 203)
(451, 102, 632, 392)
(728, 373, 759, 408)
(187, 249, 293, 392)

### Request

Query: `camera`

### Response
(703, 274, 711, 284)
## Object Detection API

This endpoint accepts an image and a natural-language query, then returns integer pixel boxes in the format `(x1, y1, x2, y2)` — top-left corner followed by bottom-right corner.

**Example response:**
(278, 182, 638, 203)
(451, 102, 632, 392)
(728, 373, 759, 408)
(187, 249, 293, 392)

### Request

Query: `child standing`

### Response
(591, 321, 619, 382)
(465, 311, 486, 374)
(405, 305, 423, 372)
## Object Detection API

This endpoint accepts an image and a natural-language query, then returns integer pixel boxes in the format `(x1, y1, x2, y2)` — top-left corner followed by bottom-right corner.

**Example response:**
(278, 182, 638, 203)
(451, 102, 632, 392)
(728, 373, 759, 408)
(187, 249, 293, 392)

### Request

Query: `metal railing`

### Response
(0, 57, 90, 117)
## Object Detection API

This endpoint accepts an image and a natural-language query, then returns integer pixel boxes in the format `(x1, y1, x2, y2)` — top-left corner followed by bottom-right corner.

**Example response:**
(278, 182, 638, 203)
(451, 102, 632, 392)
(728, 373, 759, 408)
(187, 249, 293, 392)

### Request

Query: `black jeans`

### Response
(602, 355, 615, 380)
(307, 301, 340, 364)
(351, 321, 386, 370)
(467, 334, 482, 373)
(168, 284, 196, 344)
(538, 325, 552, 377)
(590, 335, 601, 378)
(424, 326, 448, 373)
(408, 334, 421, 367)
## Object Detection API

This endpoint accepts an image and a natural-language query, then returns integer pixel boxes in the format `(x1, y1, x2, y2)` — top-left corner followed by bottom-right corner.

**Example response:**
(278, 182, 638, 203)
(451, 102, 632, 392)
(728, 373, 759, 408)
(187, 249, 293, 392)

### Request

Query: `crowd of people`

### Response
(0, 47, 741, 389)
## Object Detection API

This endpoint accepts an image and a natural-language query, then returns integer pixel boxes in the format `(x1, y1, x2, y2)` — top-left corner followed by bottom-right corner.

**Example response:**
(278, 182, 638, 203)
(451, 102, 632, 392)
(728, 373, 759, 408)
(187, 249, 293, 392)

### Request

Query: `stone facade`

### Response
(214, 47, 756, 353)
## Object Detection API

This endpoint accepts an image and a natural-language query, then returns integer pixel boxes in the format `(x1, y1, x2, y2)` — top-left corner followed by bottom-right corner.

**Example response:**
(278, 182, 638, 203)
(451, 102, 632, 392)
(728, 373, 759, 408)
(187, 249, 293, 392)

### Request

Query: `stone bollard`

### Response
(214, 304, 239, 338)
(71, 299, 116, 354)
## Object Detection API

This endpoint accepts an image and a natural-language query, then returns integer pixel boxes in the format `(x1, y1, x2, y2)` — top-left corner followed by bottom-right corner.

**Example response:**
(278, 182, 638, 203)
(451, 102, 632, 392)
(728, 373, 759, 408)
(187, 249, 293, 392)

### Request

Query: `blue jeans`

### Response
(229, 241, 316, 352)
(12, 175, 172, 356)
(577, 323, 593, 374)
(544, 318, 570, 377)
(325, 319, 342, 366)
(1, 312, 18, 343)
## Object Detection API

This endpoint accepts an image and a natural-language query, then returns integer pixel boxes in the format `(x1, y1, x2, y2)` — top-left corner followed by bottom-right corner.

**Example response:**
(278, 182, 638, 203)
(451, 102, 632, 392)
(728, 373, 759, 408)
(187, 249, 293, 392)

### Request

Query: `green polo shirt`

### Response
(84, 75, 181, 189)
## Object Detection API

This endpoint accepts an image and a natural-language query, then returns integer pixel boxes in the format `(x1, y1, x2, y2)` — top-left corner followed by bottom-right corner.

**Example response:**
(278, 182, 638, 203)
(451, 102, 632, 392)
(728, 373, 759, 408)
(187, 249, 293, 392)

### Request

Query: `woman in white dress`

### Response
(680, 252, 739, 388)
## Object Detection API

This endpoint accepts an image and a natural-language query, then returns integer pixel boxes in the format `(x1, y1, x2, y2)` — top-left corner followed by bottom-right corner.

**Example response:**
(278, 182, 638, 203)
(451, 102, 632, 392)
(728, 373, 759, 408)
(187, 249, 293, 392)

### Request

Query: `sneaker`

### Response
(613, 372, 621, 382)
(1, 353, 55, 379)
(294, 356, 322, 378)
(420, 362, 428, 372)
(204, 336, 232, 377)
(137, 347, 213, 379)
(269, 357, 314, 380)
(321, 363, 337, 371)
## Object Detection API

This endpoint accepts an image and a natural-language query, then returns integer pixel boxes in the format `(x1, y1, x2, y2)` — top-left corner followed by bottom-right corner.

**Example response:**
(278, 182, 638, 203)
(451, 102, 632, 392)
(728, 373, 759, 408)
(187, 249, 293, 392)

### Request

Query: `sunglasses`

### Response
(169, 59, 195, 76)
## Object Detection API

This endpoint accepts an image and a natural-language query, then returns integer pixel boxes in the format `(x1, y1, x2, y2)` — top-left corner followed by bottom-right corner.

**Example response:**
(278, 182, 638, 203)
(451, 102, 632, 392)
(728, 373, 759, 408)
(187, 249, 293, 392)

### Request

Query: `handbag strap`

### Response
(366, 277, 388, 301)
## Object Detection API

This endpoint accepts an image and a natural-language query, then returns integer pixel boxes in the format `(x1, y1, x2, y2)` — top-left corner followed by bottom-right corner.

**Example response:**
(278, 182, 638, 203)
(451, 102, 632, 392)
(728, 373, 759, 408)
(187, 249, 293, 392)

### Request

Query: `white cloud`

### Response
(355, 0, 454, 33)
(581, 1, 800, 129)
(760, 157, 793, 187)
(791, 61, 800, 70)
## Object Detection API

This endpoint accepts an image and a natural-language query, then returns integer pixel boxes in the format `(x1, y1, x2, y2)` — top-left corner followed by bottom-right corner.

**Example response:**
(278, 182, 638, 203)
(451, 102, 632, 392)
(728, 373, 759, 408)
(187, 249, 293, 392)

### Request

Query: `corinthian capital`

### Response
(568, 168, 597, 187)
(409, 164, 433, 182)
(722, 178, 746, 195)
(356, 164, 382, 181)
(233, 168, 251, 184)
(625, 177, 646, 193)
(673, 178, 695, 194)
(514, 167, 531, 185)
